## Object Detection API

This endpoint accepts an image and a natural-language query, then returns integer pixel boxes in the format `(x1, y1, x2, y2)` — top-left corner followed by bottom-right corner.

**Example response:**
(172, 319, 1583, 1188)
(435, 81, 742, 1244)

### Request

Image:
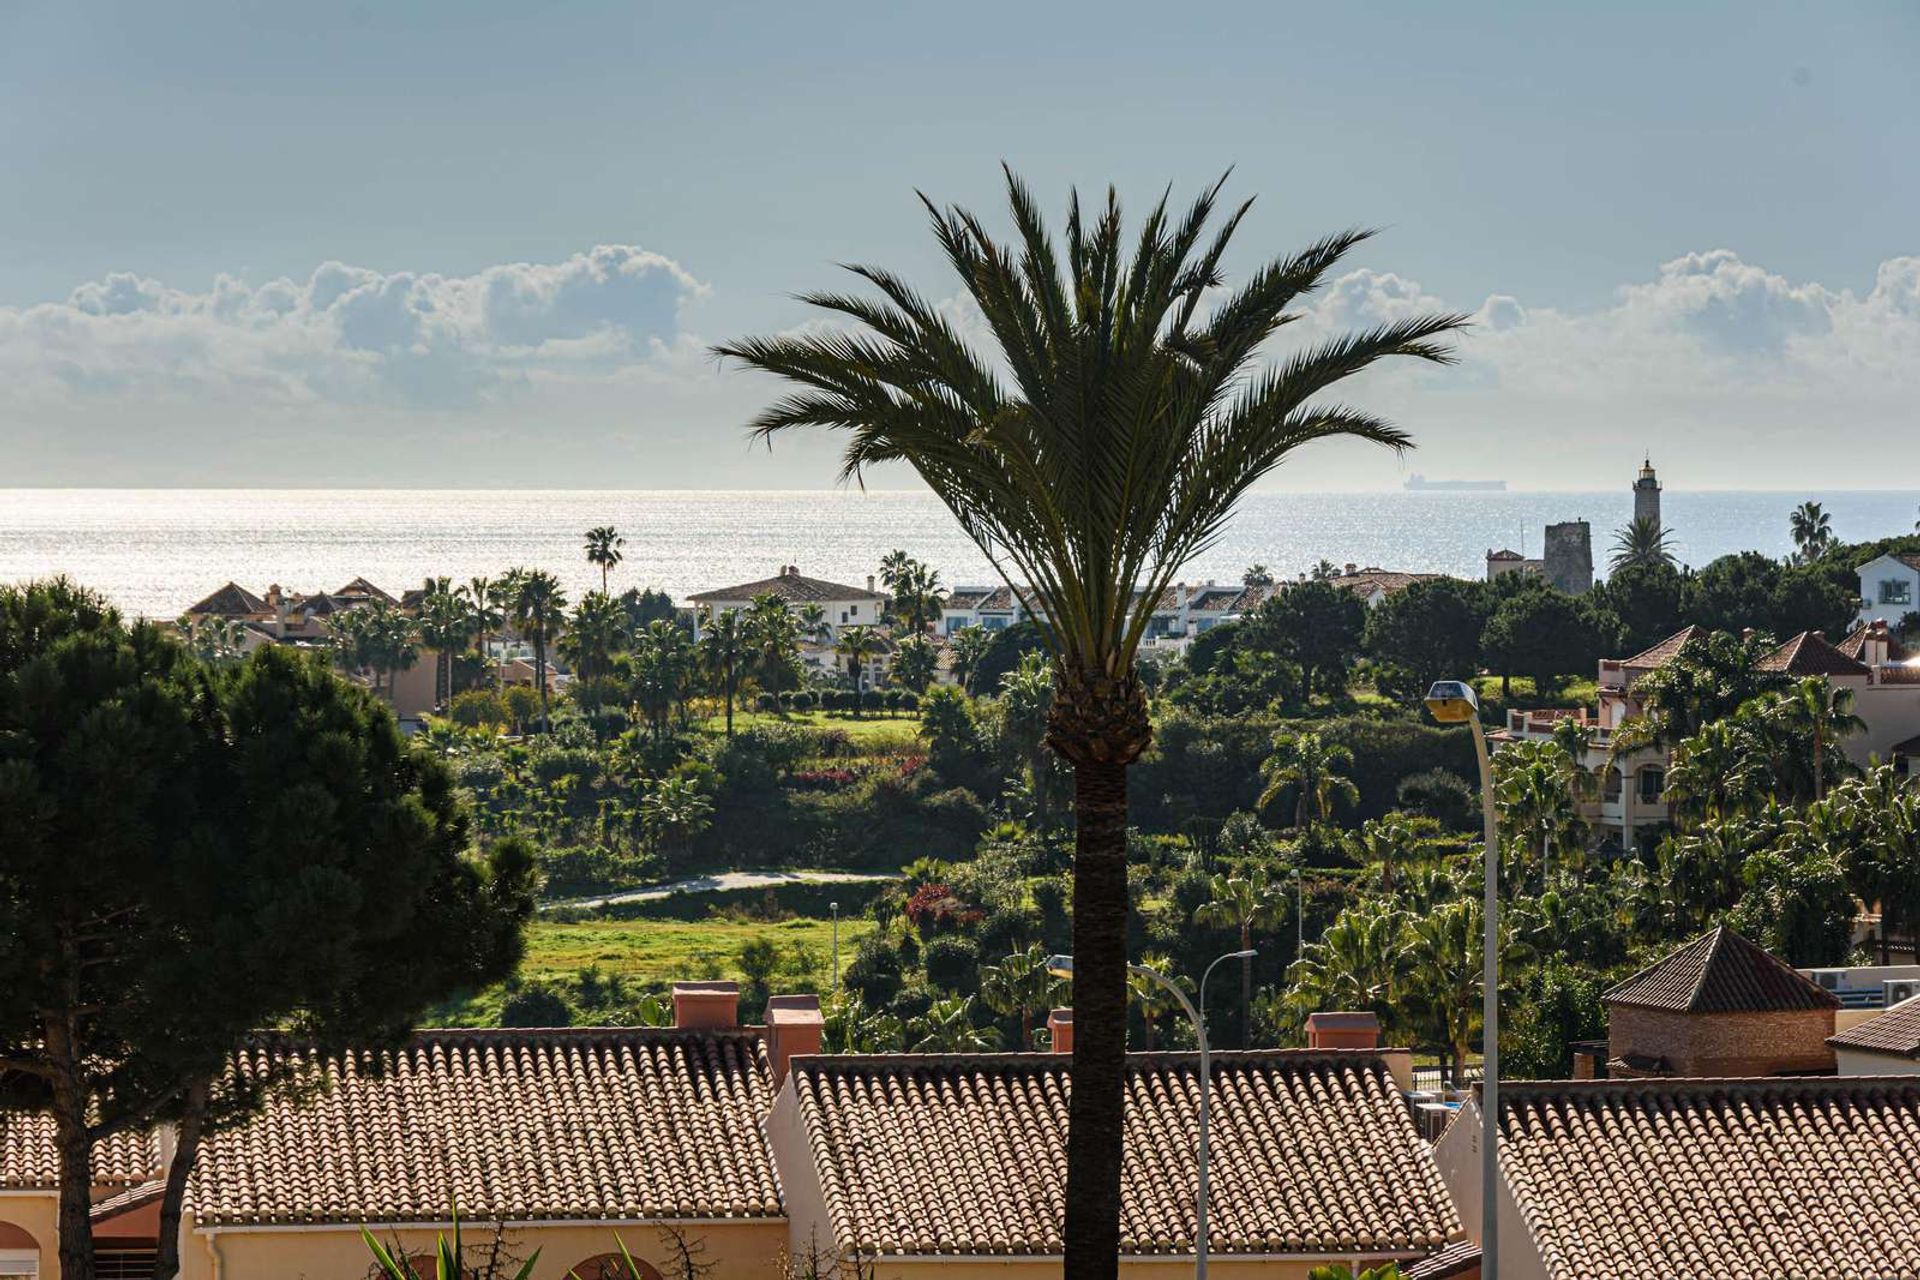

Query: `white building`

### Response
(687, 565, 888, 641)
(1856, 551, 1920, 629)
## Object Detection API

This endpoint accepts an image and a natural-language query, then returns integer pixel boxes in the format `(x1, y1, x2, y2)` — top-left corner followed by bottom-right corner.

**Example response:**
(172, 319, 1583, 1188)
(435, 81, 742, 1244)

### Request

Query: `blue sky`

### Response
(2, 1, 1916, 488)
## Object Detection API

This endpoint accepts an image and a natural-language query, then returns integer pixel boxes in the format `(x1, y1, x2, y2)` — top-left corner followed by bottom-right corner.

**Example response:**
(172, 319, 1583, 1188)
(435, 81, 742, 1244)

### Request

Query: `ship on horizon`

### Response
(1404, 473, 1507, 492)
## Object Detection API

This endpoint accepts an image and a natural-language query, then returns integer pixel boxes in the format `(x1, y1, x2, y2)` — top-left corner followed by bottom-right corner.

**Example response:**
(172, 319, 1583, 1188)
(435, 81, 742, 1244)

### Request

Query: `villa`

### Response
(1855, 551, 1920, 630)
(688, 566, 888, 641)
(0, 986, 1467, 1280)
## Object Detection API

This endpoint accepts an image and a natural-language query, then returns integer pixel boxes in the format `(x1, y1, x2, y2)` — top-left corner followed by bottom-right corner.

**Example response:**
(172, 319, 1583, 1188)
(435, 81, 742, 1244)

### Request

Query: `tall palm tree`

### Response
(948, 624, 993, 694)
(1125, 953, 1184, 1050)
(1258, 731, 1360, 830)
(796, 602, 831, 646)
(416, 580, 473, 710)
(1402, 898, 1483, 1085)
(1493, 740, 1588, 882)
(834, 625, 882, 706)
(1763, 675, 1868, 802)
(1608, 516, 1677, 571)
(584, 526, 625, 592)
(891, 633, 938, 694)
(1193, 869, 1286, 1047)
(1345, 814, 1425, 895)
(507, 569, 567, 732)
(1789, 501, 1833, 563)
(746, 593, 801, 691)
(561, 591, 630, 683)
(697, 608, 751, 735)
(712, 170, 1462, 1273)
(460, 575, 504, 690)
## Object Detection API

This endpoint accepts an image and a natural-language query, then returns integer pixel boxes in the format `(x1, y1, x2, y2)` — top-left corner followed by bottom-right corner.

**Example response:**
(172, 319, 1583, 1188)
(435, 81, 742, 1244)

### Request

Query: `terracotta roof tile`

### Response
(190, 1028, 781, 1226)
(1499, 1076, 1920, 1279)
(332, 577, 397, 604)
(1618, 625, 1700, 672)
(1758, 630, 1872, 677)
(91, 1179, 166, 1223)
(1403, 1239, 1480, 1278)
(689, 570, 885, 605)
(791, 1050, 1457, 1257)
(0, 1112, 159, 1189)
(185, 582, 268, 617)
(1830, 996, 1920, 1059)
(1604, 926, 1839, 1013)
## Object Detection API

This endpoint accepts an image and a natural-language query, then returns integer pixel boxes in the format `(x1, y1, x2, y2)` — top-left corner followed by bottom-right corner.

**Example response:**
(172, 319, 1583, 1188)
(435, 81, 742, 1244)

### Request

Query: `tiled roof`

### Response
(1403, 1239, 1480, 1279)
(689, 569, 885, 604)
(1830, 996, 1920, 1059)
(1228, 583, 1279, 614)
(1605, 927, 1839, 1014)
(790, 1050, 1457, 1257)
(332, 577, 397, 604)
(1758, 630, 1872, 678)
(1487, 548, 1526, 561)
(0, 1111, 159, 1189)
(185, 581, 268, 617)
(1897, 552, 1920, 572)
(1892, 733, 1920, 757)
(190, 1028, 782, 1226)
(1835, 624, 1912, 663)
(91, 1179, 165, 1223)
(1498, 1076, 1920, 1280)
(944, 586, 1025, 613)
(1618, 625, 1699, 671)
(1328, 570, 1439, 598)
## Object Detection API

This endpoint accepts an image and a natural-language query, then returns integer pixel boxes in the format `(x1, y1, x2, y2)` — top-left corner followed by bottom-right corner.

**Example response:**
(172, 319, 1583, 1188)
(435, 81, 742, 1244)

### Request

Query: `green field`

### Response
(696, 708, 923, 746)
(436, 912, 876, 1026)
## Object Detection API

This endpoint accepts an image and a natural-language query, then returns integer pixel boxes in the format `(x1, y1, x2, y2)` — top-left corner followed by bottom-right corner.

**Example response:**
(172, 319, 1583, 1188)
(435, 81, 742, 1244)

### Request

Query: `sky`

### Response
(1, 1, 1916, 491)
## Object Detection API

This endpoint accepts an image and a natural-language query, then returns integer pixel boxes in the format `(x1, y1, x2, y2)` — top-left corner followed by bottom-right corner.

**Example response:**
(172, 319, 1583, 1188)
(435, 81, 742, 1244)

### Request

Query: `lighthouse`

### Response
(1634, 457, 1662, 527)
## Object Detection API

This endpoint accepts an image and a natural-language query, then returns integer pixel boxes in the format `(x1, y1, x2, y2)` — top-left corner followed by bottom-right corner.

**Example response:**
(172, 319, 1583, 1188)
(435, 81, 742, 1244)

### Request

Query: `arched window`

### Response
(0, 1219, 39, 1280)
(565, 1254, 662, 1280)
(1637, 766, 1666, 804)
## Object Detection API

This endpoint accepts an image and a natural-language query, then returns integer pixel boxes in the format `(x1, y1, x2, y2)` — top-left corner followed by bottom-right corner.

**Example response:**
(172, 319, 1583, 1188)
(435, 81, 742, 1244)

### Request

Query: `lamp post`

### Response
(829, 901, 841, 987)
(1424, 680, 1500, 1280)
(1290, 866, 1303, 961)
(1048, 948, 1255, 1280)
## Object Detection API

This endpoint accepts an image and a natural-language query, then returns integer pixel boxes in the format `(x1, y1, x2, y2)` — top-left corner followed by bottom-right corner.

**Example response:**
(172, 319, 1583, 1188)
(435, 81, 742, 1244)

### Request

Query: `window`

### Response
(0, 1250, 35, 1280)
(94, 1249, 156, 1280)
(1879, 579, 1913, 606)
(1638, 767, 1665, 804)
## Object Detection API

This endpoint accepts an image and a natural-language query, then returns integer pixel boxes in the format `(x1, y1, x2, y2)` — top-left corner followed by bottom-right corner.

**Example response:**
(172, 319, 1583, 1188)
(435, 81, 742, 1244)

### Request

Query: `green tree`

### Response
(1493, 739, 1589, 882)
(1401, 898, 1482, 1083)
(1609, 515, 1677, 571)
(947, 624, 993, 694)
(1789, 500, 1833, 564)
(1480, 586, 1604, 699)
(697, 608, 752, 735)
(585, 525, 626, 592)
(746, 593, 802, 692)
(1364, 577, 1488, 701)
(461, 575, 505, 688)
(507, 568, 568, 733)
(1247, 578, 1365, 700)
(1193, 869, 1286, 1046)
(638, 773, 714, 862)
(0, 587, 533, 1280)
(980, 943, 1065, 1049)
(713, 170, 1460, 1274)
(891, 633, 938, 694)
(834, 625, 883, 704)
(1830, 767, 1920, 963)
(416, 579, 474, 709)
(1589, 560, 1686, 653)
(1258, 731, 1359, 831)
(909, 995, 1000, 1052)
(561, 591, 631, 684)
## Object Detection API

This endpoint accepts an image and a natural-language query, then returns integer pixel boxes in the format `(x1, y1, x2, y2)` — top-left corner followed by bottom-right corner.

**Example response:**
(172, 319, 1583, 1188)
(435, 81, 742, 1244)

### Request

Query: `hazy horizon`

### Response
(2, 3, 1915, 489)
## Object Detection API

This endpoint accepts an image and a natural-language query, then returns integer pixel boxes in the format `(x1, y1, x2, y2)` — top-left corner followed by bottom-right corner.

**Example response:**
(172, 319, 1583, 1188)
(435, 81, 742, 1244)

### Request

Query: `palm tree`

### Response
(1832, 765, 1920, 963)
(1258, 731, 1359, 831)
(1401, 898, 1483, 1085)
(796, 602, 831, 646)
(909, 995, 1000, 1052)
(460, 576, 504, 689)
(948, 624, 993, 694)
(638, 773, 713, 862)
(1493, 740, 1588, 882)
(1280, 901, 1407, 1029)
(834, 625, 882, 705)
(507, 568, 567, 733)
(712, 169, 1462, 1273)
(1789, 501, 1834, 563)
(1193, 869, 1286, 1047)
(697, 608, 751, 735)
(1764, 675, 1867, 802)
(746, 593, 801, 691)
(1125, 953, 1184, 1050)
(1608, 515, 1677, 570)
(584, 525, 625, 592)
(415, 580, 474, 710)
(561, 591, 630, 683)
(890, 633, 938, 694)
(1345, 814, 1425, 894)
(980, 943, 1064, 1049)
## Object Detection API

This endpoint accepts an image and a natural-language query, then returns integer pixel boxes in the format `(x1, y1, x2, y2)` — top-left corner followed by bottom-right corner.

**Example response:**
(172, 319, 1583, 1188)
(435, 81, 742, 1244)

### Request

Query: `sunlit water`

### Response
(2, 488, 1915, 620)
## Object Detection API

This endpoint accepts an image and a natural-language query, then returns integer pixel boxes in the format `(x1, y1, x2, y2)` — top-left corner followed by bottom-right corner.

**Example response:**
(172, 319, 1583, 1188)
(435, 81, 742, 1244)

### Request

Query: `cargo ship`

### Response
(1404, 474, 1507, 492)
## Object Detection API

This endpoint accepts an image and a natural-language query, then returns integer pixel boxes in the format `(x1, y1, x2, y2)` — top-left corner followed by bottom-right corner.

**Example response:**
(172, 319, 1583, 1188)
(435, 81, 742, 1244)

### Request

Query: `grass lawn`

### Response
(435, 912, 876, 1026)
(696, 708, 923, 747)
(1471, 675, 1598, 714)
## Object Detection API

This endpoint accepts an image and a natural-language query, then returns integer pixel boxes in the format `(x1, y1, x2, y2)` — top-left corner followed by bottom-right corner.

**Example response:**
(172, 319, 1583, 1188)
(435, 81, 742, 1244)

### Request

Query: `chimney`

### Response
(671, 980, 739, 1030)
(1047, 1008, 1073, 1054)
(1344, 562, 1358, 576)
(867, 574, 876, 593)
(1304, 1010, 1380, 1050)
(765, 994, 825, 1086)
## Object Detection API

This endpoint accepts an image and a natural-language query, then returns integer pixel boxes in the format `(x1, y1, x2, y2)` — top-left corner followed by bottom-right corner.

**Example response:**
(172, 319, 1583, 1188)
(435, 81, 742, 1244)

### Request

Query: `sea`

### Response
(2, 488, 1916, 621)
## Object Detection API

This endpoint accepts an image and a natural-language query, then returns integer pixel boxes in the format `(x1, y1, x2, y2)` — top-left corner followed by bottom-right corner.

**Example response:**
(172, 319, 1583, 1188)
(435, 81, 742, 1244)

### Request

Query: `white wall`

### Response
(1431, 1100, 1550, 1280)
(1857, 555, 1920, 628)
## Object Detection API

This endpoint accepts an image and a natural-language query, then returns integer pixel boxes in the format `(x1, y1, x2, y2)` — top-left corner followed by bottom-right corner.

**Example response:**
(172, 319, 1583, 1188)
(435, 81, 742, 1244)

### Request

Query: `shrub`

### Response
(756, 691, 779, 713)
(922, 936, 979, 992)
(904, 883, 984, 934)
(791, 690, 816, 713)
(447, 688, 507, 730)
(861, 689, 886, 712)
(778, 690, 798, 711)
(844, 935, 904, 1007)
(500, 983, 573, 1027)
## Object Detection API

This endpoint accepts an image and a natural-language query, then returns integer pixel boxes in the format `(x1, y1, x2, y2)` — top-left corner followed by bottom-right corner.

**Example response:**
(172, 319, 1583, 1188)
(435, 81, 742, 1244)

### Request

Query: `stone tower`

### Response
(1543, 520, 1593, 595)
(1634, 457, 1662, 527)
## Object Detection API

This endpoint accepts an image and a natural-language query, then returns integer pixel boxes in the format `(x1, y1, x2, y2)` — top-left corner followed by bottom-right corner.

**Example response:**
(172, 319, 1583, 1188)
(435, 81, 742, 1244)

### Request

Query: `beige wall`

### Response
(1609, 1006, 1836, 1077)
(1835, 1047, 1920, 1077)
(184, 1218, 789, 1280)
(1431, 1102, 1547, 1280)
(866, 1258, 1418, 1280)
(0, 1192, 58, 1277)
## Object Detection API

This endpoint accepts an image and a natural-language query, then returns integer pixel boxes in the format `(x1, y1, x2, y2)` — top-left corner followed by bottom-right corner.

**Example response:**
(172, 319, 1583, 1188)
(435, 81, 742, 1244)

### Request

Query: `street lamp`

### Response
(1423, 679, 1501, 1280)
(1048, 948, 1255, 1280)
(1290, 866, 1303, 960)
(830, 901, 841, 987)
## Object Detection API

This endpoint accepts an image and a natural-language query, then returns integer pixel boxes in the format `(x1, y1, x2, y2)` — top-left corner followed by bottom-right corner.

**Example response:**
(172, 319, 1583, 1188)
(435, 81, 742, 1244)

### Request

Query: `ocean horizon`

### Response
(4, 487, 1916, 620)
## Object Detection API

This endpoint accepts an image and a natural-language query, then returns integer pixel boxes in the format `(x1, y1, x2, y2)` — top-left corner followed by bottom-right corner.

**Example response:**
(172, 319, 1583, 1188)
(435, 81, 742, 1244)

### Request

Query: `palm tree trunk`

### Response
(536, 638, 550, 733)
(153, 1077, 210, 1280)
(1063, 756, 1129, 1280)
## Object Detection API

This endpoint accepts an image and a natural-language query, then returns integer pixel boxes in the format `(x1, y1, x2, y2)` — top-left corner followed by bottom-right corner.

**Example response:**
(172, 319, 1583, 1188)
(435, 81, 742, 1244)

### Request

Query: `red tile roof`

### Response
(1617, 625, 1700, 672)
(332, 577, 397, 604)
(1403, 1239, 1481, 1279)
(689, 569, 885, 605)
(1604, 926, 1839, 1014)
(190, 1028, 782, 1226)
(184, 582, 268, 617)
(1829, 996, 1920, 1060)
(0, 1113, 158, 1189)
(790, 1049, 1458, 1257)
(1499, 1076, 1920, 1280)
(1758, 630, 1872, 678)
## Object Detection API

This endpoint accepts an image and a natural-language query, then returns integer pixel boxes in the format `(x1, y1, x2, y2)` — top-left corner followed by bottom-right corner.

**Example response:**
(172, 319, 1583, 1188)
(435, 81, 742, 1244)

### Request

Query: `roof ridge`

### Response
(1499, 1073, 1920, 1101)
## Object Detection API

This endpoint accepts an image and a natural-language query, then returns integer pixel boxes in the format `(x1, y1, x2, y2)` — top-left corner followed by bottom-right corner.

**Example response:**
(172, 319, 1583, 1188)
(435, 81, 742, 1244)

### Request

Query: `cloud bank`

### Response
(2, 244, 1916, 487)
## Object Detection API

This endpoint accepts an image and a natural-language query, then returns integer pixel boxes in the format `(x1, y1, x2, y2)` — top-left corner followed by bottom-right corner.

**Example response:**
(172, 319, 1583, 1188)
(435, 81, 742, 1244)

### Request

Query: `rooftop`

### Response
(1616, 624, 1700, 672)
(1499, 1075, 1920, 1280)
(0, 1113, 159, 1190)
(1604, 925, 1840, 1014)
(1829, 995, 1920, 1060)
(789, 1049, 1458, 1257)
(191, 1027, 782, 1226)
(184, 581, 268, 617)
(1758, 630, 1872, 678)
(689, 566, 886, 605)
